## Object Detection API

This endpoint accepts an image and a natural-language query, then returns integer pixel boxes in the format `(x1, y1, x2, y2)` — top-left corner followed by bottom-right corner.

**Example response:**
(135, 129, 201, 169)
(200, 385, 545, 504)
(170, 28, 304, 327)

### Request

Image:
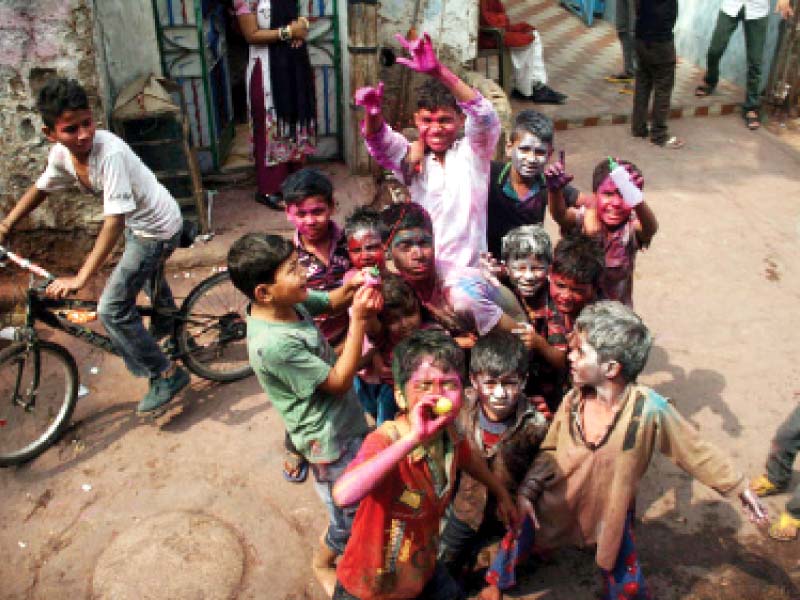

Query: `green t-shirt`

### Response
(247, 290, 369, 463)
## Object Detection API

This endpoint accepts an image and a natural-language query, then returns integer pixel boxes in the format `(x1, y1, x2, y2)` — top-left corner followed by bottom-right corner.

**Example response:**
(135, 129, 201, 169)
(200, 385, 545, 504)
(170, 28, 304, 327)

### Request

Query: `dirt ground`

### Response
(2, 114, 800, 600)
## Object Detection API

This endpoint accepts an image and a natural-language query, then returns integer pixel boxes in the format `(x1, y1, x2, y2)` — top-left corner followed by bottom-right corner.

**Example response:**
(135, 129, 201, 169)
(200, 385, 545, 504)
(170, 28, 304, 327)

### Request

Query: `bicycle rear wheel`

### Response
(0, 341, 79, 467)
(176, 271, 252, 382)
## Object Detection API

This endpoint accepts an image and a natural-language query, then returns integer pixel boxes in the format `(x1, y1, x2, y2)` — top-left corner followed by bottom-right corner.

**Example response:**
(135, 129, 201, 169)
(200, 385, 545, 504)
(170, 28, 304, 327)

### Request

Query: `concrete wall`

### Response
(0, 0, 104, 264)
(378, 0, 478, 66)
(91, 0, 162, 106)
(603, 0, 782, 90)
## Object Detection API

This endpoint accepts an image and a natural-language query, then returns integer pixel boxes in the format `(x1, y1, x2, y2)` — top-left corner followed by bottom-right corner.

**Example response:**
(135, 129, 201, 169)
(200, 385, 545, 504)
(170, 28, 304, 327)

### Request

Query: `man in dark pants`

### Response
(631, 0, 683, 149)
(695, 0, 794, 131)
(607, 0, 637, 82)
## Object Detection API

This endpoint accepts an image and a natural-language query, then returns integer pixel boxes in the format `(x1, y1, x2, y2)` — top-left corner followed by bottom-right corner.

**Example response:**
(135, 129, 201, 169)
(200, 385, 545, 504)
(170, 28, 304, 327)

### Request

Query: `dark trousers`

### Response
(332, 563, 465, 600)
(766, 403, 800, 519)
(631, 39, 676, 145)
(704, 9, 768, 112)
(616, 0, 637, 75)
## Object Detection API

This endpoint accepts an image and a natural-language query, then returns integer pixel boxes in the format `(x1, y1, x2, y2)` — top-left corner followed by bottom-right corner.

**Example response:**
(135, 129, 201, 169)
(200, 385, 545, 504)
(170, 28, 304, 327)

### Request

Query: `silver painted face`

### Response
(510, 133, 551, 181)
(507, 256, 549, 298)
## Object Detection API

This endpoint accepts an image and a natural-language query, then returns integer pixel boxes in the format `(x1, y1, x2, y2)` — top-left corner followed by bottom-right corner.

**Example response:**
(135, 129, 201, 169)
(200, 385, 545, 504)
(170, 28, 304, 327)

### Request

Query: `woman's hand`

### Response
(289, 18, 308, 47)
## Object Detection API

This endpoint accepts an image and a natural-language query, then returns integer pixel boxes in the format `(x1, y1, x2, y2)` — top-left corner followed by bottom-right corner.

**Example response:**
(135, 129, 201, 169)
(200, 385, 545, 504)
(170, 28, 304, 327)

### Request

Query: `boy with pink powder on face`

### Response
(355, 33, 501, 275)
(281, 168, 351, 483)
(546, 157, 658, 307)
(332, 329, 519, 600)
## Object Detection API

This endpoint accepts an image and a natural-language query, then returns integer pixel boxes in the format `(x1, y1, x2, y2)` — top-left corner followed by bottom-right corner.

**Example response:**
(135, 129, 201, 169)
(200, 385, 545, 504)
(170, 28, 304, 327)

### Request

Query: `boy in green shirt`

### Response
(227, 232, 383, 595)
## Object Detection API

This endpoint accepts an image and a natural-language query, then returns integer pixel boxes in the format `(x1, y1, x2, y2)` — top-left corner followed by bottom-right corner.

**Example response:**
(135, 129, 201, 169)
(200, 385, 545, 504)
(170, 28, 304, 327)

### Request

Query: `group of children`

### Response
(0, 38, 776, 600)
(229, 34, 769, 600)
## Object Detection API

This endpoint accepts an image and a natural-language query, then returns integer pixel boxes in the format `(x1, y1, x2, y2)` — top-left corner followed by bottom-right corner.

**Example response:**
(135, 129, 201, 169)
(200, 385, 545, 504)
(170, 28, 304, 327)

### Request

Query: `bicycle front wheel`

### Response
(0, 341, 79, 467)
(176, 271, 252, 382)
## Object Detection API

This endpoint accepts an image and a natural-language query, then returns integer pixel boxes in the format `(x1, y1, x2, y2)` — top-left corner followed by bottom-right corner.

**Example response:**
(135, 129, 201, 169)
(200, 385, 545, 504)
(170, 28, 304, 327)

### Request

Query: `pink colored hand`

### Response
(394, 32, 440, 74)
(354, 82, 384, 116)
(624, 163, 644, 190)
(544, 161, 574, 191)
(409, 395, 451, 444)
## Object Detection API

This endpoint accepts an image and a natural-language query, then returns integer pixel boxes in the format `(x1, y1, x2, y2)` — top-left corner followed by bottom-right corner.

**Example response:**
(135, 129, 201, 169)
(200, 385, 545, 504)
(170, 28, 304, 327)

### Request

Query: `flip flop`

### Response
(695, 84, 714, 97)
(751, 474, 785, 497)
(283, 452, 309, 483)
(769, 512, 800, 541)
(745, 111, 761, 131)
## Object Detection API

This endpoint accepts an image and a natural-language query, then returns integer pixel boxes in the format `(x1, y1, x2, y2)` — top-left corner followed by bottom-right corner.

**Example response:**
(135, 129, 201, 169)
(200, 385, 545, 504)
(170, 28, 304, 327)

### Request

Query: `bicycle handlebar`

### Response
(0, 244, 55, 282)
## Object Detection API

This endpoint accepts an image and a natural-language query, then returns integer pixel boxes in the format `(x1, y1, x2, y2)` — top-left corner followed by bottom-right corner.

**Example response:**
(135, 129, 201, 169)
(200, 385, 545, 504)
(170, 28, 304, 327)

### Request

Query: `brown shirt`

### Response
(521, 384, 746, 570)
(452, 389, 549, 530)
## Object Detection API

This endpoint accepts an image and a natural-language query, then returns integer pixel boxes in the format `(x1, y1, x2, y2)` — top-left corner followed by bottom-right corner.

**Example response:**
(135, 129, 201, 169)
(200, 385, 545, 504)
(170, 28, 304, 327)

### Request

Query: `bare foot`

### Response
(478, 584, 503, 600)
(312, 538, 338, 597)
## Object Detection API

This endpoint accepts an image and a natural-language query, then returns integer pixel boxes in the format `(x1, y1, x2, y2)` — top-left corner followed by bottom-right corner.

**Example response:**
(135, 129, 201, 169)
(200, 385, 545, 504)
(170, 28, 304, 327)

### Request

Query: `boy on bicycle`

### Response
(0, 78, 188, 415)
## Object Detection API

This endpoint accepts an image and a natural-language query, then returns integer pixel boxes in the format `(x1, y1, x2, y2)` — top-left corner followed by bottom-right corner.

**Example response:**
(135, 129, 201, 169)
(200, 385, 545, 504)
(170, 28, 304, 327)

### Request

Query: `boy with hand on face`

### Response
(355, 33, 501, 275)
(342, 207, 395, 424)
(482, 301, 768, 600)
(546, 157, 657, 307)
(227, 233, 382, 595)
(486, 110, 583, 260)
(332, 329, 519, 600)
(0, 78, 187, 415)
(439, 331, 549, 585)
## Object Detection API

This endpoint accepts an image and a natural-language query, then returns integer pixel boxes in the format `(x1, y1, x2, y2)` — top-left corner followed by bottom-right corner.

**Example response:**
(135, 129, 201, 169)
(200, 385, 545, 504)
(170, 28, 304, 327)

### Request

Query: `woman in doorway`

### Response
(233, 0, 317, 209)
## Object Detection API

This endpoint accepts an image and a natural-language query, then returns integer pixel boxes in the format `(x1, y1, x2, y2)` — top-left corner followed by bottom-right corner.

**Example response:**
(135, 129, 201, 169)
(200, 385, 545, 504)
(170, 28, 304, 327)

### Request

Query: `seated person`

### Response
(486, 110, 582, 259)
(380, 202, 527, 346)
(332, 329, 518, 600)
(482, 301, 767, 600)
(439, 331, 549, 584)
(479, 0, 566, 103)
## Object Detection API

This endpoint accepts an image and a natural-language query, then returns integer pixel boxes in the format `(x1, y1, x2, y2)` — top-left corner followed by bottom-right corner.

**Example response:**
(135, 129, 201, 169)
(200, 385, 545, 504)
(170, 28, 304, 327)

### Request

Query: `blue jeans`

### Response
(353, 377, 396, 425)
(311, 435, 364, 554)
(98, 228, 179, 379)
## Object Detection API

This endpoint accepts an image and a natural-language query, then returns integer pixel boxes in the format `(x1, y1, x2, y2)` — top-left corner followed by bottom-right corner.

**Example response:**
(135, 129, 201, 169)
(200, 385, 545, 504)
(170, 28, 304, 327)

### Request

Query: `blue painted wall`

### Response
(602, 0, 783, 90)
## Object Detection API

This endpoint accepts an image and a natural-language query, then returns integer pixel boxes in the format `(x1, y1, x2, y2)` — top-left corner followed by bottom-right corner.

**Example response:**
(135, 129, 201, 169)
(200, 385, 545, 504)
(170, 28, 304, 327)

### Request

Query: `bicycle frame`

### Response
(2, 244, 171, 357)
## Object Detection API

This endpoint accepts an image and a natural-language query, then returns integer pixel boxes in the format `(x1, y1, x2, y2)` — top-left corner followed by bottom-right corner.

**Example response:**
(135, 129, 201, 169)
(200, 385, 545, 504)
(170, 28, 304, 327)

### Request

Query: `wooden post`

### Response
(347, 0, 378, 174)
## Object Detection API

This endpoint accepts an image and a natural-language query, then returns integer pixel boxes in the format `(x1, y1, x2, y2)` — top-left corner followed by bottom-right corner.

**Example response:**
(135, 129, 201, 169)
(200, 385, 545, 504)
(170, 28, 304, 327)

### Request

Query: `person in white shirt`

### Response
(695, 0, 794, 130)
(0, 78, 189, 414)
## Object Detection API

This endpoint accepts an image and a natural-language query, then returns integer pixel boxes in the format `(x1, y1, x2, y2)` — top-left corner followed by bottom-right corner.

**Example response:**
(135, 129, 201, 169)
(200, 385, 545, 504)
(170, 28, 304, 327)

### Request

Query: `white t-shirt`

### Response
(721, 0, 769, 19)
(35, 130, 183, 240)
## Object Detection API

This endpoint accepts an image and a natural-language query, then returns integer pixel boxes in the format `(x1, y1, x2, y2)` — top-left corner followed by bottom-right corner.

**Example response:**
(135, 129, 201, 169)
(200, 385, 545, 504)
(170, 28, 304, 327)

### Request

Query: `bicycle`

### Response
(0, 243, 252, 467)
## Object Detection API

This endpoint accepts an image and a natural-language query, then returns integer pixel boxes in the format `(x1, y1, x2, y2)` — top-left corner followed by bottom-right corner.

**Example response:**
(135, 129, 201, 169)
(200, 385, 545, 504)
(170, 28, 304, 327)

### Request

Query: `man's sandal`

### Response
(750, 474, 785, 497)
(283, 451, 309, 483)
(744, 111, 761, 131)
(769, 512, 800, 541)
(695, 84, 714, 97)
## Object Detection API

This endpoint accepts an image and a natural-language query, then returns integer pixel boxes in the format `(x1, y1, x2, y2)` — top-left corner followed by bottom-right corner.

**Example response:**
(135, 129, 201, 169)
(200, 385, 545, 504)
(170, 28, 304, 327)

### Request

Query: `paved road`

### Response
(1, 115, 799, 600)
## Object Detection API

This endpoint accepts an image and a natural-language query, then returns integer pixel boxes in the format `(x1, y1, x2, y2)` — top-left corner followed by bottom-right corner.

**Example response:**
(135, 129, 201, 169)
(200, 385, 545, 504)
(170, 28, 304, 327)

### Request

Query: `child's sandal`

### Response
(282, 451, 309, 483)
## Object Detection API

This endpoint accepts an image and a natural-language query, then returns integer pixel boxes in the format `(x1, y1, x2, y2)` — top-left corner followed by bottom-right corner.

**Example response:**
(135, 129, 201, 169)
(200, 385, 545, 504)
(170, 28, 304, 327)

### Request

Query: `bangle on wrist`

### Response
(279, 25, 292, 41)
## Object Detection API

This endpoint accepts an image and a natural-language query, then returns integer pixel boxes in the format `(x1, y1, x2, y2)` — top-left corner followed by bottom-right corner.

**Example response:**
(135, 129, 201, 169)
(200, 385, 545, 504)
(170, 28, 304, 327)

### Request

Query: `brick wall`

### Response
(0, 0, 103, 268)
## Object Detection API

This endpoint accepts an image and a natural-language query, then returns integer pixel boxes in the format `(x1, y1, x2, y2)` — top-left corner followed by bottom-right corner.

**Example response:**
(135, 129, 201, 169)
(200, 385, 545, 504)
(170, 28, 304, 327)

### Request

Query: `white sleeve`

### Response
(100, 152, 136, 216)
(35, 146, 75, 192)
